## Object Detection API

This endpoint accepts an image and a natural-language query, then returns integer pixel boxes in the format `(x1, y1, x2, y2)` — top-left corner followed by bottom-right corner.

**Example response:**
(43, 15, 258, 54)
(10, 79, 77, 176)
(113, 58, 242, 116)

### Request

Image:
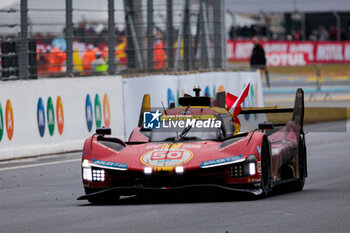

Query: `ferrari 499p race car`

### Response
(78, 87, 307, 204)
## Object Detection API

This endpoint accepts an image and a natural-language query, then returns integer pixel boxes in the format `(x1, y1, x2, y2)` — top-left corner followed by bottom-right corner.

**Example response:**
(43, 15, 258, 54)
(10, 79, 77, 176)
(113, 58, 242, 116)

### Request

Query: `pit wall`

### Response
(0, 71, 263, 160)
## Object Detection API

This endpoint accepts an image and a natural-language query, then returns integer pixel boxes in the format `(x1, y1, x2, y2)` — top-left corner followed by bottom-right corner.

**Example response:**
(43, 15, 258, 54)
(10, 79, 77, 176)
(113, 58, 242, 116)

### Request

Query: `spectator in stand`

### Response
(250, 36, 270, 87)
(153, 28, 167, 69)
(48, 46, 66, 75)
(115, 37, 127, 65)
(91, 51, 107, 73)
(82, 44, 96, 75)
(318, 26, 329, 41)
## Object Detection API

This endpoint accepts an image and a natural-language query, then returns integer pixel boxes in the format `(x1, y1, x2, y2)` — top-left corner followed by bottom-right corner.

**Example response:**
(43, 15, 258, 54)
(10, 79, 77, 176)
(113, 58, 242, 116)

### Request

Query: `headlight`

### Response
(92, 169, 105, 182)
(82, 159, 90, 168)
(246, 155, 256, 175)
(229, 155, 257, 178)
(175, 166, 184, 174)
(83, 167, 92, 181)
(144, 167, 152, 174)
(249, 162, 256, 175)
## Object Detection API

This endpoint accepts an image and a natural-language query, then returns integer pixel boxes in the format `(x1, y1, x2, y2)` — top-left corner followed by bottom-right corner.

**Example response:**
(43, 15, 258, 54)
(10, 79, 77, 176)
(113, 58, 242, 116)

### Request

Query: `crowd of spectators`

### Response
(229, 24, 350, 41)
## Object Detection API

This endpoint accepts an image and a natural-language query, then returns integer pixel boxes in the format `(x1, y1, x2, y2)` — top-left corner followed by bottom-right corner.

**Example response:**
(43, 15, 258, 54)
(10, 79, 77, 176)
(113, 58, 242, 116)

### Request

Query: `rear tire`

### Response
(289, 135, 307, 191)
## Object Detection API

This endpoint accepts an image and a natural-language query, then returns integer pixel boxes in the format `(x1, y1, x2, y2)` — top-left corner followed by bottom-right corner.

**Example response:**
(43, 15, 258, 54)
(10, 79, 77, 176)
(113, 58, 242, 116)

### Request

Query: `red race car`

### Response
(78, 88, 307, 204)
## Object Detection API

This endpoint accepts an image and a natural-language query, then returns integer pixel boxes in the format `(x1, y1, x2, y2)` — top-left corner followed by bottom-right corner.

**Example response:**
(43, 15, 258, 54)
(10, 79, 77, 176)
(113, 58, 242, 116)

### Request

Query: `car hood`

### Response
(84, 135, 257, 172)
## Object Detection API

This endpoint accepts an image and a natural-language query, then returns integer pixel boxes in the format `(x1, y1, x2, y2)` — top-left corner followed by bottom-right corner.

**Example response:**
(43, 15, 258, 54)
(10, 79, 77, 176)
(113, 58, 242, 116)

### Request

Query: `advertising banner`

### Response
(266, 52, 309, 66)
(227, 40, 350, 64)
(0, 76, 124, 159)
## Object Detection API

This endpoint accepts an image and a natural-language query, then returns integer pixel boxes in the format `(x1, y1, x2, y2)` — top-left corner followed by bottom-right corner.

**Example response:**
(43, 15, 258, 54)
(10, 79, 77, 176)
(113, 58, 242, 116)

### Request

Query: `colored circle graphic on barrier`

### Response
(167, 88, 175, 108)
(47, 97, 55, 136)
(204, 86, 210, 97)
(103, 93, 110, 128)
(94, 94, 102, 128)
(0, 102, 3, 142)
(37, 97, 46, 137)
(5, 99, 14, 140)
(85, 94, 93, 132)
(56, 96, 64, 135)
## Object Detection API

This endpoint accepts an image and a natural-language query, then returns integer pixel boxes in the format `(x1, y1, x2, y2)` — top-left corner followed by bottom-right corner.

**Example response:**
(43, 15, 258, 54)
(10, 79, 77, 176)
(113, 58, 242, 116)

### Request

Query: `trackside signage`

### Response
(227, 40, 350, 64)
(266, 52, 309, 66)
(0, 76, 124, 159)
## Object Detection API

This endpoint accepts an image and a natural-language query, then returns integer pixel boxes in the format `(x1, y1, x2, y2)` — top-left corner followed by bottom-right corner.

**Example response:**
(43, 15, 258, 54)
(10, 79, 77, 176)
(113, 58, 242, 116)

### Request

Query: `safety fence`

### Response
(0, 0, 226, 80)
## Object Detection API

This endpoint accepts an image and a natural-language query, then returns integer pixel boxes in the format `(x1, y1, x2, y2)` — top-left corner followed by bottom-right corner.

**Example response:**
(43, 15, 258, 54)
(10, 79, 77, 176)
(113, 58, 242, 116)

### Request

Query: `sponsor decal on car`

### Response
(92, 159, 128, 170)
(257, 146, 261, 155)
(200, 154, 243, 168)
(141, 148, 193, 167)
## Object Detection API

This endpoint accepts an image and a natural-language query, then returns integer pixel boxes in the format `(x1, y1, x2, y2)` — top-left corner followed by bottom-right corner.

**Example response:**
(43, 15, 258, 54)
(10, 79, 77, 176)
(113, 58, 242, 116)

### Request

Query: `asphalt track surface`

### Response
(0, 121, 349, 233)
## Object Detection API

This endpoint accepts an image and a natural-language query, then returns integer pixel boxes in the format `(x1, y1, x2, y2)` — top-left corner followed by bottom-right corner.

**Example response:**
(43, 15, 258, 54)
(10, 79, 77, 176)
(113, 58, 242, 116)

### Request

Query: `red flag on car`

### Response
(225, 81, 251, 117)
(225, 81, 251, 135)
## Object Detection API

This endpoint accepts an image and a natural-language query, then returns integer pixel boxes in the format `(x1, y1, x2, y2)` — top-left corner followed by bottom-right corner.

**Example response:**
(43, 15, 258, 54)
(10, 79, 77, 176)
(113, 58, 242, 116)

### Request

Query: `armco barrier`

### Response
(123, 71, 265, 138)
(0, 76, 124, 160)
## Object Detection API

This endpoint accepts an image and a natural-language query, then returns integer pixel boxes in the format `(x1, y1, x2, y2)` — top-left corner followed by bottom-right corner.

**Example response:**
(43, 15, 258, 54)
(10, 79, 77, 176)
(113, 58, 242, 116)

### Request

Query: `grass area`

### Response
(228, 62, 350, 76)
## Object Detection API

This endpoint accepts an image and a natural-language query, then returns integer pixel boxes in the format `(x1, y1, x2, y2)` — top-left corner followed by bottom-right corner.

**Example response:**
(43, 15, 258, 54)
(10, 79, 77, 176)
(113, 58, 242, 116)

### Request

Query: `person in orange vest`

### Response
(82, 44, 96, 75)
(48, 46, 66, 75)
(153, 40, 167, 69)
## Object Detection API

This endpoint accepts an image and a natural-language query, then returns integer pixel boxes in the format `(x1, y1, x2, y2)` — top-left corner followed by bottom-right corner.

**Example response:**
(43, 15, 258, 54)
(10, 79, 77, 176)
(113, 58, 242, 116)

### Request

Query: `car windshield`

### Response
(148, 120, 223, 142)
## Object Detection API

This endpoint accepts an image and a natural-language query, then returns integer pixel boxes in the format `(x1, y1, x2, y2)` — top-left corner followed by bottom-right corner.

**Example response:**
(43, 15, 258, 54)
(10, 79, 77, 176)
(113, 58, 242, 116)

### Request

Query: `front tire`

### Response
(259, 139, 272, 197)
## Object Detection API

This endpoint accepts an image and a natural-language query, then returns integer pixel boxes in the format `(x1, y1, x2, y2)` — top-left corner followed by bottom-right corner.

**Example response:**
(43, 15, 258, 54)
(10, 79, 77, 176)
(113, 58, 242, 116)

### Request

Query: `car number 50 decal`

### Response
(141, 149, 193, 167)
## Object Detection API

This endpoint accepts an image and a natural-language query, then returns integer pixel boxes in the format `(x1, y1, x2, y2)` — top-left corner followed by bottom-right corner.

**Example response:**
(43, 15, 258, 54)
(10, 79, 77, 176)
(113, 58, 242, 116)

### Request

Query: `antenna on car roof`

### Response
(161, 101, 168, 115)
(193, 86, 201, 97)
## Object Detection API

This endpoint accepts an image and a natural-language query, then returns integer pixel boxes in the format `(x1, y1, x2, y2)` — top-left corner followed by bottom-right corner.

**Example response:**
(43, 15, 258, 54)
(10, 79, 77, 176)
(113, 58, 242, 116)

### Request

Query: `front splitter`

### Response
(77, 184, 263, 200)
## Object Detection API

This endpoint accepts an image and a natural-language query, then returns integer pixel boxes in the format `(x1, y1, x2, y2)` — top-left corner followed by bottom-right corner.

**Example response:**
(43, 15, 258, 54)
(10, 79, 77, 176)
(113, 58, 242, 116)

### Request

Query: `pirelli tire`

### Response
(289, 135, 307, 192)
(259, 138, 272, 197)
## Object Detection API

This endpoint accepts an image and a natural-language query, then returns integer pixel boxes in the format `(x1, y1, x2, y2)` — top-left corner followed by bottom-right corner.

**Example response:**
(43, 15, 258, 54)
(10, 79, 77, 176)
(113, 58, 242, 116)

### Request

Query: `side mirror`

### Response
(96, 127, 112, 135)
(258, 122, 274, 130)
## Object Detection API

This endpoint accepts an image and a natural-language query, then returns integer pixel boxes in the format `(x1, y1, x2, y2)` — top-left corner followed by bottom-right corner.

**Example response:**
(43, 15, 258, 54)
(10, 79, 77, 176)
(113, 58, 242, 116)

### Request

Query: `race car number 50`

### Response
(141, 149, 193, 167)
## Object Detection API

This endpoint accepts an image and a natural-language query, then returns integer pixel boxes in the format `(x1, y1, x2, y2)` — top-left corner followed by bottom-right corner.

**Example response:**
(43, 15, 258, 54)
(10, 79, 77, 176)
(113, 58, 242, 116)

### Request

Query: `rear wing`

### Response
(240, 88, 304, 128)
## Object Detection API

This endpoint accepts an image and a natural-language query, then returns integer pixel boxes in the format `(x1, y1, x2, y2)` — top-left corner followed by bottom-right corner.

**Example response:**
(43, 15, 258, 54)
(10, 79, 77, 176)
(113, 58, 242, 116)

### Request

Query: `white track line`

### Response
(0, 158, 81, 172)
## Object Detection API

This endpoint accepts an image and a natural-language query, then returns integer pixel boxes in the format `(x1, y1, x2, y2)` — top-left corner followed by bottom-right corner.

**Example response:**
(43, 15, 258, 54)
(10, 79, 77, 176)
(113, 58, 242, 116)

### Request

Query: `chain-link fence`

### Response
(0, 0, 226, 80)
